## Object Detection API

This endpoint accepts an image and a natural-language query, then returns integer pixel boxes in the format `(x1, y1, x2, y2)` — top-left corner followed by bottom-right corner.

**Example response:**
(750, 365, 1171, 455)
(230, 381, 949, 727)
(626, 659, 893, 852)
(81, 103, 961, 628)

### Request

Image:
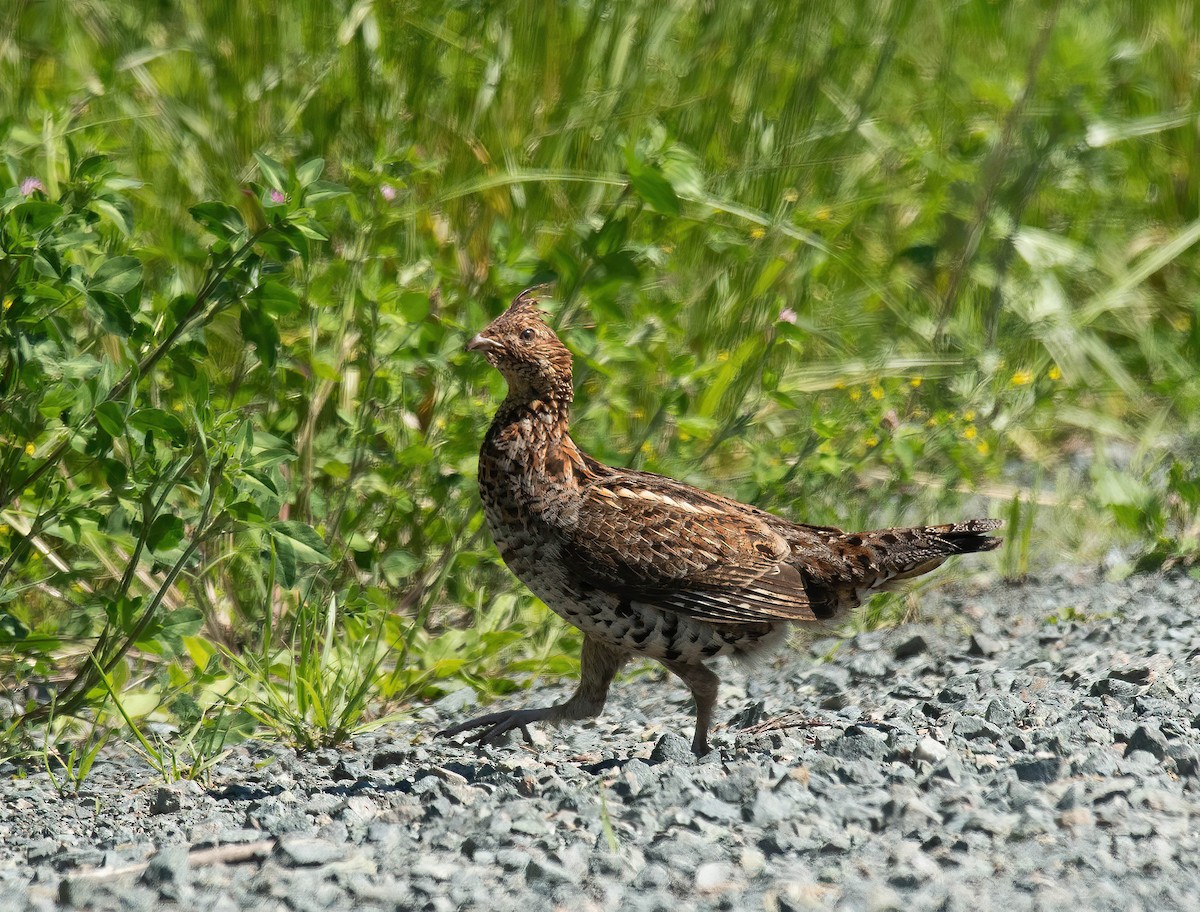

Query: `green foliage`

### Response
(1000, 493, 1039, 581)
(92, 657, 255, 785)
(1094, 456, 1200, 571)
(41, 716, 110, 797)
(2, 1, 1199, 756)
(219, 590, 401, 750)
(1044, 605, 1118, 627)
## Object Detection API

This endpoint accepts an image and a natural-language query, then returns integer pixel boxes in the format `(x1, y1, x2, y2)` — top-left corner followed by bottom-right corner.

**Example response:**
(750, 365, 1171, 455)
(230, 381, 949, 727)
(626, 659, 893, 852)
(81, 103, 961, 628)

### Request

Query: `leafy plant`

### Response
(220, 590, 402, 750)
(41, 715, 111, 797)
(92, 657, 254, 785)
(1, 149, 342, 742)
(1095, 455, 1200, 572)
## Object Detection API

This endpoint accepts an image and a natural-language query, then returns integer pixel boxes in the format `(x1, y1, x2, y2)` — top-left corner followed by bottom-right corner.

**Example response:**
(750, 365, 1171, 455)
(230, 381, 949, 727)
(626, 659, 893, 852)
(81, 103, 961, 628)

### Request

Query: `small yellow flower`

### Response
(717, 351, 729, 362)
(870, 385, 884, 400)
(963, 425, 977, 440)
(833, 380, 846, 390)
(976, 440, 990, 456)
(963, 409, 976, 422)
(783, 188, 799, 203)
(750, 227, 766, 240)
(865, 435, 879, 447)
(849, 387, 862, 402)
(1010, 369, 1033, 386)
(814, 206, 831, 220)
(909, 377, 922, 388)
(1048, 365, 1062, 381)
(2, 297, 12, 311)
(0, 524, 8, 535)
(24, 442, 35, 457)
(927, 417, 939, 428)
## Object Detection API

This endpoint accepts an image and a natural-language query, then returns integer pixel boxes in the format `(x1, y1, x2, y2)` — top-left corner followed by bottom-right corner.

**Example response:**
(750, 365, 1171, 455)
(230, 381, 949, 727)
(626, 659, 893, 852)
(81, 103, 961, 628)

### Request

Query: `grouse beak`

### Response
(466, 333, 500, 355)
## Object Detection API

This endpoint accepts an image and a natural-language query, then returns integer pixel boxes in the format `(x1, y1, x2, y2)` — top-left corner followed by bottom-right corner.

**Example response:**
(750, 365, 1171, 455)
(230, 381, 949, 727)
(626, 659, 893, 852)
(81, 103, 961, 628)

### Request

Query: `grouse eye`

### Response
(519, 328, 535, 341)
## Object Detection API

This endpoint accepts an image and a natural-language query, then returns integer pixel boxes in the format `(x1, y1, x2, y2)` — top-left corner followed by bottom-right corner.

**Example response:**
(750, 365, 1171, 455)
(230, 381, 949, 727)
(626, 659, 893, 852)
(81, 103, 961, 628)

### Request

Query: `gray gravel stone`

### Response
(1125, 724, 1168, 759)
(275, 836, 345, 867)
(894, 635, 929, 659)
(1013, 757, 1061, 783)
(648, 732, 694, 764)
(913, 737, 948, 763)
(7, 568, 1200, 912)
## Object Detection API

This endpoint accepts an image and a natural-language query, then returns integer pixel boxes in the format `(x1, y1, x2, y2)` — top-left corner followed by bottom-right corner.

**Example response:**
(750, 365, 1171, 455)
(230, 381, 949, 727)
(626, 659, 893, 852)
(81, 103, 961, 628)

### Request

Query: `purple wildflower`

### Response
(778, 307, 798, 324)
(269, 189, 286, 205)
(19, 177, 45, 196)
(380, 183, 397, 202)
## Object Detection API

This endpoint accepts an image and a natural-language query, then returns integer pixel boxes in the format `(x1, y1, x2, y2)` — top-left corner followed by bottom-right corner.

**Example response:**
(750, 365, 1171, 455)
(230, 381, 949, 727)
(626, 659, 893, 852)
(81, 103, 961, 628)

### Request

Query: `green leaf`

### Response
(86, 291, 134, 337)
(321, 459, 351, 480)
(155, 606, 203, 645)
(240, 304, 280, 368)
(290, 217, 330, 241)
(91, 256, 142, 294)
(676, 415, 719, 438)
(102, 457, 128, 489)
(90, 197, 135, 236)
(35, 382, 75, 418)
(104, 596, 141, 633)
(12, 200, 63, 229)
(626, 155, 681, 216)
(189, 201, 245, 240)
(250, 280, 300, 315)
(585, 215, 630, 258)
(398, 292, 430, 321)
(245, 469, 280, 497)
(73, 154, 111, 182)
(95, 401, 125, 437)
(0, 612, 29, 642)
(270, 521, 331, 564)
(130, 604, 199, 655)
(304, 180, 349, 204)
(296, 158, 325, 186)
(223, 499, 266, 523)
(128, 408, 189, 446)
(381, 550, 421, 586)
(257, 224, 307, 260)
(254, 151, 289, 191)
(273, 537, 297, 588)
(147, 514, 184, 553)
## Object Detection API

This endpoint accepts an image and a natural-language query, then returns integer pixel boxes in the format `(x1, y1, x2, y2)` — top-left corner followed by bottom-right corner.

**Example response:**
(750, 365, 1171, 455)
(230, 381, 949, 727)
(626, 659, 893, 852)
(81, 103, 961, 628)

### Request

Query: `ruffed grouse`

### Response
(440, 289, 1002, 755)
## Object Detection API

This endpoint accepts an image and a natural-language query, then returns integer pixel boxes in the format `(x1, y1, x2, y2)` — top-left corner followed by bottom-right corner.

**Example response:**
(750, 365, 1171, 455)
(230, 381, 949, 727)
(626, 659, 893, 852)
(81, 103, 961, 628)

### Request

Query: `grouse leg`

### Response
(662, 660, 720, 756)
(439, 635, 627, 746)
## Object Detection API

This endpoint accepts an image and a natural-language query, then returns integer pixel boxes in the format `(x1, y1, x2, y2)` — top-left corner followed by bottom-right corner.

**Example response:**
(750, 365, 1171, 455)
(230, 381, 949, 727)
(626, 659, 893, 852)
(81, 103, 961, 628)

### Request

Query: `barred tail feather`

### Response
(839, 518, 1003, 592)
(917, 518, 1004, 554)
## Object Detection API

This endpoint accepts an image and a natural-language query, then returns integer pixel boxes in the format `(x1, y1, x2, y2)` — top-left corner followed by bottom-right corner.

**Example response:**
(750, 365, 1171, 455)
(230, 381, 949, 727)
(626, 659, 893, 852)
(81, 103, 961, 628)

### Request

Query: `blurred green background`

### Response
(2, 0, 1198, 764)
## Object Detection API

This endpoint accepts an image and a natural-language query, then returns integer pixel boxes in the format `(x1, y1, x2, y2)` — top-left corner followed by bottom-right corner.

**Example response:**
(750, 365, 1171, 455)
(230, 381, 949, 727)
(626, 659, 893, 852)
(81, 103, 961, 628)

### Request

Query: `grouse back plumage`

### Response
(441, 289, 1002, 754)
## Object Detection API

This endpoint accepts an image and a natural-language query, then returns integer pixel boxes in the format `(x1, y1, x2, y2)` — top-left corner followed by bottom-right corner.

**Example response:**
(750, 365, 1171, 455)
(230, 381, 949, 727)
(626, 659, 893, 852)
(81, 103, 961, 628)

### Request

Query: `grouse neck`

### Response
(494, 392, 573, 436)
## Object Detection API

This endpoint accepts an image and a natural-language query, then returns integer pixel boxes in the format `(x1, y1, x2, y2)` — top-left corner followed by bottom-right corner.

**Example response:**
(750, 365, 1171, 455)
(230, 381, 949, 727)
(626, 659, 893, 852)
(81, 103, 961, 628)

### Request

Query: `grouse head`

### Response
(467, 288, 574, 402)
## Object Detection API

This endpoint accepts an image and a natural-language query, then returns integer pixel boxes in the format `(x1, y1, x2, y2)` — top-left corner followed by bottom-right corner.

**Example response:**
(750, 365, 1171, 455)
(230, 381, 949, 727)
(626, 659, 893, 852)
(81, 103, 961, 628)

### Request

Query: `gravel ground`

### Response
(4, 565, 1200, 911)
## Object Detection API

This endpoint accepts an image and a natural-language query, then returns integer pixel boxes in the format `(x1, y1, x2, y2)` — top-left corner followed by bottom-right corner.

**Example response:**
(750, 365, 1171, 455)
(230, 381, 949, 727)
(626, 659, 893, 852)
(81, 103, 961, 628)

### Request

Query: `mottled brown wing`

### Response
(555, 476, 822, 624)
